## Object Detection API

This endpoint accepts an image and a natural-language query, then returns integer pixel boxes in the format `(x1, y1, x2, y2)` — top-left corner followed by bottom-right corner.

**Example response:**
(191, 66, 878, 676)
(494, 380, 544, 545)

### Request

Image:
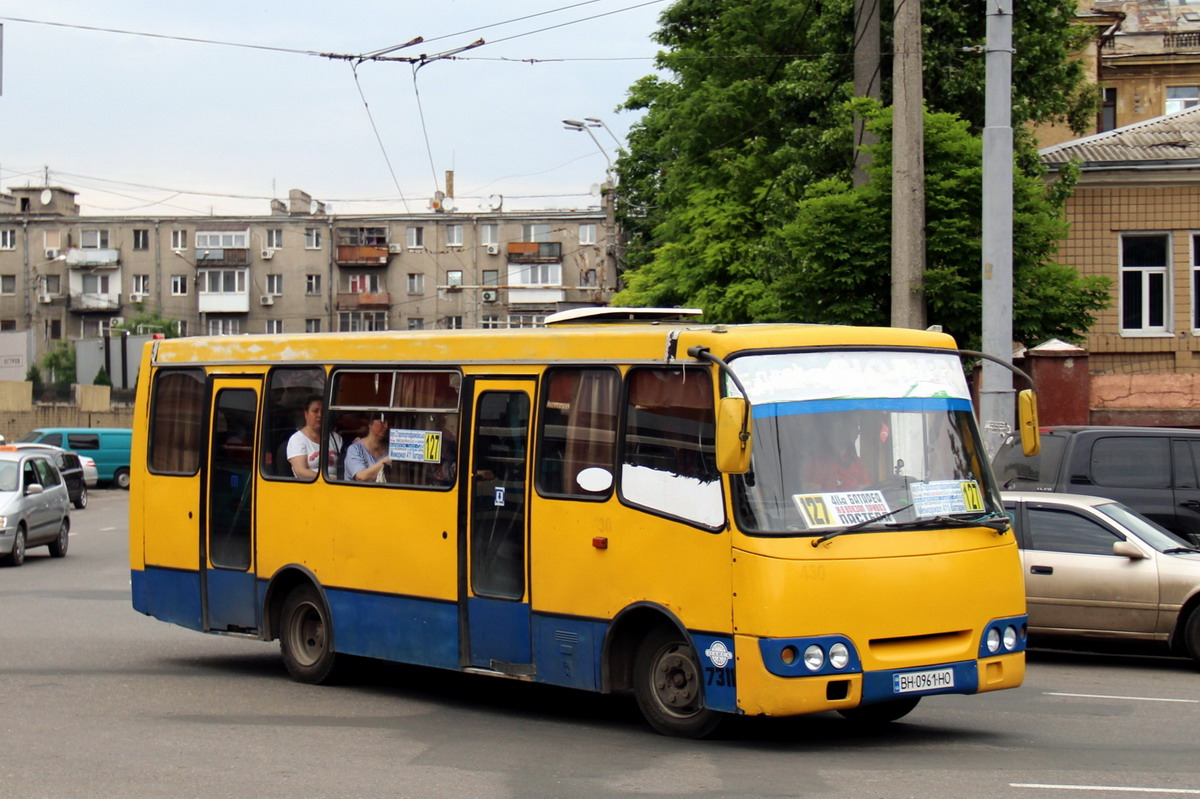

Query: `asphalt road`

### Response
(2, 490, 1199, 799)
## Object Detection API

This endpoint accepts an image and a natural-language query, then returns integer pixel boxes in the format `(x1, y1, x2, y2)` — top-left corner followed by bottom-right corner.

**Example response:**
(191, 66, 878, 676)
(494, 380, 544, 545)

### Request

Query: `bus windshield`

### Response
(728, 349, 1002, 536)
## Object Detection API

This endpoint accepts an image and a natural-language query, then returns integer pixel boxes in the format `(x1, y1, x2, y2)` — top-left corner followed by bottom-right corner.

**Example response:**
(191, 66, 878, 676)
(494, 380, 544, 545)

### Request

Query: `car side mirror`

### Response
(24, 483, 44, 496)
(1113, 540, 1147, 560)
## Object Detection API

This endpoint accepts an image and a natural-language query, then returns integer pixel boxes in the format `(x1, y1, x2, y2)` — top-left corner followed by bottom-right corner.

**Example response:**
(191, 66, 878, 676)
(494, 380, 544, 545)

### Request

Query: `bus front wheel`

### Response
(837, 696, 921, 724)
(279, 584, 339, 684)
(633, 627, 722, 738)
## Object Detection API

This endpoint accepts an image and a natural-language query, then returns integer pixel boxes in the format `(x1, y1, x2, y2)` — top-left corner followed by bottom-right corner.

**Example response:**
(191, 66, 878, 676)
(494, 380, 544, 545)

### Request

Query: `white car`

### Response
(0, 448, 72, 566)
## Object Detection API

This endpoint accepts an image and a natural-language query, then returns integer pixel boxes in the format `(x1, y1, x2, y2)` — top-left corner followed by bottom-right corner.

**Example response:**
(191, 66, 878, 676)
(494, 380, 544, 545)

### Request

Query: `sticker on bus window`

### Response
(389, 429, 444, 463)
(792, 491, 889, 529)
(910, 480, 985, 517)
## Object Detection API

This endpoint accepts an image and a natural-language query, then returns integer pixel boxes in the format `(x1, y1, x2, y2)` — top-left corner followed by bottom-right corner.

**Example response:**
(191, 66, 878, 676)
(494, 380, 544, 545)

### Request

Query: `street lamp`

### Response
(583, 117, 624, 153)
(562, 119, 613, 176)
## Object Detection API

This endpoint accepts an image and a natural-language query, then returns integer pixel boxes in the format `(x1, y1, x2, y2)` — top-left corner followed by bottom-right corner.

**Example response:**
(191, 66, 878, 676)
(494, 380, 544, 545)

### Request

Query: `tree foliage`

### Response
(614, 0, 1109, 348)
(41, 342, 76, 386)
(111, 310, 181, 338)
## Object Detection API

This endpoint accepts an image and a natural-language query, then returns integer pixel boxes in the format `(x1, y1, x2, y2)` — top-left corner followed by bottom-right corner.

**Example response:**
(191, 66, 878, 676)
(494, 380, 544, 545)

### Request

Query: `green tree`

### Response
(614, 0, 1108, 347)
(111, 310, 181, 338)
(25, 365, 43, 398)
(93, 365, 113, 387)
(41, 342, 76, 386)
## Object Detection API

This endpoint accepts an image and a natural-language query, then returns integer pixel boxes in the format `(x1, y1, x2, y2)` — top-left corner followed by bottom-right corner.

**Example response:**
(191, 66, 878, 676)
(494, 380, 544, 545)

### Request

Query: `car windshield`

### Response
(1094, 502, 1197, 551)
(728, 350, 1002, 536)
(0, 462, 18, 492)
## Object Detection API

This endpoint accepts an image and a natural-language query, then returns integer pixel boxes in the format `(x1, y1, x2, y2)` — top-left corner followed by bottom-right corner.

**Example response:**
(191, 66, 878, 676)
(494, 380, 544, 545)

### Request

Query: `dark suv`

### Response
(993, 425, 1200, 545)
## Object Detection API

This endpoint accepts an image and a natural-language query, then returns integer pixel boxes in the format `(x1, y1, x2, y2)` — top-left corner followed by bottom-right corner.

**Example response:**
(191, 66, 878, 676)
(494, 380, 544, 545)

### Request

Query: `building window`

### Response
(305, 318, 322, 333)
(43, 275, 61, 294)
(407, 227, 424, 250)
(266, 319, 284, 335)
(509, 262, 562, 286)
(1191, 234, 1200, 331)
(266, 274, 283, 295)
(522, 223, 551, 242)
(481, 315, 503, 329)
(171, 230, 188, 250)
(447, 225, 463, 248)
(337, 227, 387, 246)
(338, 311, 388, 332)
(579, 223, 597, 245)
(132, 274, 150, 294)
(407, 273, 425, 294)
(45, 231, 62, 254)
(266, 229, 284, 249)
(481, 224, 499, 246)
(407, 318, 425, 330)
(46, 319, 62, 340)
(199, 269, 247, 294)
(444, 316, 464, 329)
(1121, 233, 1169, 334)
(507, 313, 546, 328)
(0, 275, 15, 295)
(1167, 86, 1200, 115)
(348, 274, 381, 293)
(482, 269, 499, 286)
(581, 268, 598, 287)
(306, 274, 322, 295)
(81, 229, 110, 249)
(305, 228, 322, 250)
(208, 317, 241, 336)
(1100, 87, 1117, 133)
(0, 320, 15, 331)
(0, 230, 14, 250)
(82, 274, 111, 294)
(446, 270, 463, 288)
(196, 231, 249, 249)
(133, 229, 150, 251)
(176, 320, 188, 337)
(171, 275, 189, 296)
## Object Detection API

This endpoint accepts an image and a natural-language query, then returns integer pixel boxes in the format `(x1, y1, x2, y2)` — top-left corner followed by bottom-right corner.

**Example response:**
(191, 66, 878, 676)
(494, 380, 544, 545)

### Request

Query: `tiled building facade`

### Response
(0, 186, 618, 365)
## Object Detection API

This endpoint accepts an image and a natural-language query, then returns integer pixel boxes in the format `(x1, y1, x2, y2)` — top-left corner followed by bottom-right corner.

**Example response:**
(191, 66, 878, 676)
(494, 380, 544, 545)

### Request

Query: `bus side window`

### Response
(537, 367, 619, 498)
(263, 367, 327, 480)
(148, 368, 206, 475)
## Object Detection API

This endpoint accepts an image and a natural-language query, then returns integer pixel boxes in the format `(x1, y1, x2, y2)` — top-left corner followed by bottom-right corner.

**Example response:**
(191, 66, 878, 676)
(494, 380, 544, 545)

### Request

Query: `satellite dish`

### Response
(430, 190, 445, 211)
(441, 196, 456, 212)
(483, 194, 503, 212)
(588, 183, 601, 197)
(39, 189, 52, 205)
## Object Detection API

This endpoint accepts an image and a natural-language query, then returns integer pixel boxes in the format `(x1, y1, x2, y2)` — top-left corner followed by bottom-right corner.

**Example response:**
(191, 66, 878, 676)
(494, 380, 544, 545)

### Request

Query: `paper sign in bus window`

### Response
(910, 480, 984, 516)
(389, 429, 444, 463)
(792, 490, 889, 529)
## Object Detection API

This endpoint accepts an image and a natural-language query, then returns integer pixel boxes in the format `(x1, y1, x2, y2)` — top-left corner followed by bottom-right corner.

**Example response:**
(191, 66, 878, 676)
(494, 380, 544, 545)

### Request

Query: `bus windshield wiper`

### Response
(811, 504, 915, 546)
(882, 512, 1011, 534)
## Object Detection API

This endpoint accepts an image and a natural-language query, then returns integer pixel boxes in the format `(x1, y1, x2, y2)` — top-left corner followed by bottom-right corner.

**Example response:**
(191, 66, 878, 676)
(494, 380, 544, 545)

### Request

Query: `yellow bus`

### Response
(129, 309, 1032, 737)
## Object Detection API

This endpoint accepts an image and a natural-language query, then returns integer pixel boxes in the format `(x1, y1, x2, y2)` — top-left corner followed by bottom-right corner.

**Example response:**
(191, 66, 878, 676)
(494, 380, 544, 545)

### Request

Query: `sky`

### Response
(0, 1, 668, 217)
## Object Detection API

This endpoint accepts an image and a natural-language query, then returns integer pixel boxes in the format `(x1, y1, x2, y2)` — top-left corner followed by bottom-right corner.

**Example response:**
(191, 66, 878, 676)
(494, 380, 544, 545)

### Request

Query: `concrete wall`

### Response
(0, 381, 132, 441)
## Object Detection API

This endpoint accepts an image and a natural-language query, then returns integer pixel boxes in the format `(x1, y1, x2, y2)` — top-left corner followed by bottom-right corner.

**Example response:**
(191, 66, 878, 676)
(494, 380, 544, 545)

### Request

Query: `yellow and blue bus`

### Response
(130, 309, 1032, 737)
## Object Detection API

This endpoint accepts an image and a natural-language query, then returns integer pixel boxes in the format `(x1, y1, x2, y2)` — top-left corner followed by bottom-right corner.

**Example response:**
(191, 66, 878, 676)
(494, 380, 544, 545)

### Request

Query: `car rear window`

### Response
(993, 433, 1066, 489)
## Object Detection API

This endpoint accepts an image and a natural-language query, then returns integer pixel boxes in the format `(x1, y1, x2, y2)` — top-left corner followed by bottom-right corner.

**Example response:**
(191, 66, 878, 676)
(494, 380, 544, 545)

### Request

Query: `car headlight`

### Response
(1003, 625, 1018, 651)
(829, 642, 850, 669)
(803, 644, 825, 671)
(986, 627, 1002, 654)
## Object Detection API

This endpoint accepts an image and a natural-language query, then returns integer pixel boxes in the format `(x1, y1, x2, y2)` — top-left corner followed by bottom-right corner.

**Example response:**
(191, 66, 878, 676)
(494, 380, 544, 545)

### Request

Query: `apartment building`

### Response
(0, 186, 618, 364)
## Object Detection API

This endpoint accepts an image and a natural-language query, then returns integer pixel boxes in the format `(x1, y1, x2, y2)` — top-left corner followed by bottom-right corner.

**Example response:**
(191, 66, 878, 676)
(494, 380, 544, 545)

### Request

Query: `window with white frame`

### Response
(407, 273, 425, 294)
(446, 224, 463, 247)
(305, 228, 322, 250)
(266, 319, 284, 335)
(81, 229, 110, 249)
(338, 311, 387, 332)
(348, 273, 380, 293)
(481, 315, 502, 329)
(266, 274, 283, 295)
(0, 275, 15, 295)
(1192, 234, 1200, 331)
(522, 223, 551, 242)
(305, 318, 322, 333)
(1167, 86, 1200, 114)
(45, 231, 62, 253)
(199, 269, 248, 294)
(446, 270, 463, 288)
(407, 318, 425, 330)
(306, 274, 321, 295)
(208, 317, 241, 336)
(508, 262, 561, 286)
(133, 229, 150, 250)
(1121, 233, 1170, 334)
(444, 315, 464, 329)
(407, 226, 424, 249)
(171, 275, 189, 296)
(171, 230, 188, 250)
(42, 275, 61, 294)
(481, 224, 499, 245)
(0, 230, 14, 250)
(196, 231, 249, 249)
(132, 274, 150, 295)
(482, 269, 499, 286)
(82, 274, 111, 294)
(507, 313, 546, 328)
(579, 223, 597, 245)
(266, 229, 284, 249)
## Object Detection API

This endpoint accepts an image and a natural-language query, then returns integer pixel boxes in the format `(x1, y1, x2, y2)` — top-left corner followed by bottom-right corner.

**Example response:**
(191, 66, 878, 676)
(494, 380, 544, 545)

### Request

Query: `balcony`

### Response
(507, 242, 562, 262)
(335, 245, 390, 266)
(65, 248, 120, 268)
(336, 292, 391, 310)
(68, 292, 121, 313)
(195, 248, 250, 267)
(199, 291, 251, 314)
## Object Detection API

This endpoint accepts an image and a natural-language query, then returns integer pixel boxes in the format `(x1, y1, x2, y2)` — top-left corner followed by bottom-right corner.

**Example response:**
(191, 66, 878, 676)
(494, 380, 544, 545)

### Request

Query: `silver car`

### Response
(0, 448, 71, 567)
(1003, 491, 1200, 664)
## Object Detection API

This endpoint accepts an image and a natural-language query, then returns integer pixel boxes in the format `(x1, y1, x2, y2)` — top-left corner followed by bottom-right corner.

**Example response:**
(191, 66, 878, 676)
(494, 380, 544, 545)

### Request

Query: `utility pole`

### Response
(979, 0, 1014, 456)
(891, 0, 926, 329)
(853, 0, 881, 186)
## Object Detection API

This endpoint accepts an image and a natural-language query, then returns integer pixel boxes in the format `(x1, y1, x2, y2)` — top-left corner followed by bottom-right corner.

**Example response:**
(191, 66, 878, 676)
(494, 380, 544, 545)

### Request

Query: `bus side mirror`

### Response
(716, 397, 752, 474)
(1018, 389, 1040, 457)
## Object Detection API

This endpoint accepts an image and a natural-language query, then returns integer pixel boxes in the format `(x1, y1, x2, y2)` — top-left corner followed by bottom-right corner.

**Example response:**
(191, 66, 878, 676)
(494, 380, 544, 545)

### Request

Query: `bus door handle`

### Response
(1030, 565, 1053, 575)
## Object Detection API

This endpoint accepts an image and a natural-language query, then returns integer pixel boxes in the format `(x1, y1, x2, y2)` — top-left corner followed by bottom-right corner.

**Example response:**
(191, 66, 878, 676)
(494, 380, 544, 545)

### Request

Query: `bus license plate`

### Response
(893, 667, 954, 694)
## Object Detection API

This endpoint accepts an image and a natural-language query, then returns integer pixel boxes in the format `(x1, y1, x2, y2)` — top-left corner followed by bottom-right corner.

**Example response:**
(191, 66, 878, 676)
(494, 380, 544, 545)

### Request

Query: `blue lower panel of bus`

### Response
(131, 567, 202, 631)
(531, 615, 604, 691)
(326, 588, 460, 671)
(860, 660, 979, 705)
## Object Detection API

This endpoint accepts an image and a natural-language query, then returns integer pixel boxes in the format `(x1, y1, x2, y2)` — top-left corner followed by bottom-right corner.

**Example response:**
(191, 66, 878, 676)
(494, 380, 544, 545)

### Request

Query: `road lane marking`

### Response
(1013, 784, 1200, 794)
(1044, 692, 1199, 704)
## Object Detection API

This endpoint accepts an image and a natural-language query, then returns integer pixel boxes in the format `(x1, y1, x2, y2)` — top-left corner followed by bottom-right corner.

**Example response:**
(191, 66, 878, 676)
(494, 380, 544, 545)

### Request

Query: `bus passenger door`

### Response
(464, 380, 534, 673)
(204, 379, 261, 633)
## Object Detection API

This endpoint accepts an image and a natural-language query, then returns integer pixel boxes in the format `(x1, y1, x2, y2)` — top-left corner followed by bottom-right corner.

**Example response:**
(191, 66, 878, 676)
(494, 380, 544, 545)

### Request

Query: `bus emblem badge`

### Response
(705, 641, 732, 668)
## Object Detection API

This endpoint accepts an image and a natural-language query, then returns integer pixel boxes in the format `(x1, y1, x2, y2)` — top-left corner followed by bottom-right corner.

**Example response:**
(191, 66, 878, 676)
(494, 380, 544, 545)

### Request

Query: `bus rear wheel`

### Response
(837, 696, 921, 724)
(279, 584, 339, 684)
(633, 627, 722, 738)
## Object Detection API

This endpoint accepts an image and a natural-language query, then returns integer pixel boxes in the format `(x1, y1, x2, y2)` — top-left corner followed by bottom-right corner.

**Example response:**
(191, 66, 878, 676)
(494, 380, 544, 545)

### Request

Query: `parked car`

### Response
(0, 447, 72, 566)
(79, 455, 97, 488)
(1003, 491, 1200, 664)
(6, 443, 88, 509)
(16, 427, 132, 489)
(993, 425, 1200, 546)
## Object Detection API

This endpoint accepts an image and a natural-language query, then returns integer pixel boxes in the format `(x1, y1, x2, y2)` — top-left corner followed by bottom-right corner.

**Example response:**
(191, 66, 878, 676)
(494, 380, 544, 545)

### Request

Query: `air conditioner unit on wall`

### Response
(485, 244, 500, 255)
(44, 249, 60, 260)
(388, 243, 404, 254)
(260, 295, 275, 306)
(481, 289, 498, 303)
(261, 249, 275, 260)
(129, 292, 146, 303)
(37, 294, 52, 304)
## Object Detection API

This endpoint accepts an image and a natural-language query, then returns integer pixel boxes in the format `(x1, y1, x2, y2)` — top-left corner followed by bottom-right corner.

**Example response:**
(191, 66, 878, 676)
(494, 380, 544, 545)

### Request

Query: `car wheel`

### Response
(1183, 607, 1200, 667)
(48, 519, 69, 558)
(114, 468, 131, 490)
(3, 525, 26, 567)
(279, 583, 339, 684)
(632, 626, 723, 738)
(838, 696, 921, 724)
(74, 486, 87, 510)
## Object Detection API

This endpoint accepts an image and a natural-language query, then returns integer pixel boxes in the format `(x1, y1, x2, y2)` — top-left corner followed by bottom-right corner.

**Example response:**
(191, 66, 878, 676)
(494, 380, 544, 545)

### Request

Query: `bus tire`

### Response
(279, 583, 339, 684)
(3, 524, 26, 567)
(633, 626, 722, 738)
(48, 519, 69, 558)
(114, 468, 131, 490)
(837, 696, 921, 724)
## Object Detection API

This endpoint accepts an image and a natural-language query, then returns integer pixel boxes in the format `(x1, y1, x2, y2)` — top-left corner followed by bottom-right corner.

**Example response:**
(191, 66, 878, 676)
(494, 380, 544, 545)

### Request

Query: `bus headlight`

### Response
(1003, 625, 1018, 651)
(829, 642, 850, 669)
(803, 644, 825, 671)
(986, 627, 1002, 654)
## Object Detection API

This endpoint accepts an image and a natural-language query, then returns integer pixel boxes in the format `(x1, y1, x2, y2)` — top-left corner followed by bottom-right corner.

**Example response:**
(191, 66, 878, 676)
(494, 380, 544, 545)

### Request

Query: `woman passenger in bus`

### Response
(287, 395, 343, 479)
(346, 414, 393, 482)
